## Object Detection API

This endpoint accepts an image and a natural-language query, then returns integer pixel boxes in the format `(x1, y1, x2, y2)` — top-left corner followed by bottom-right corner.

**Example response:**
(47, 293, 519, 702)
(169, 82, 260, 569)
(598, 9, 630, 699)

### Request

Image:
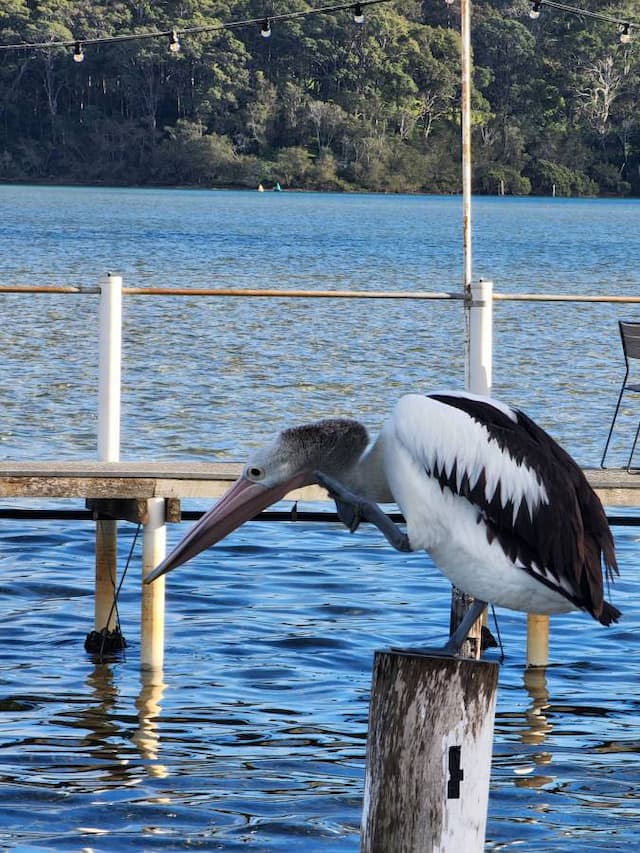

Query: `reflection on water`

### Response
(77, 664, 169, 783)
(514, 667, 555, 790)
(133, 670, 168, 776)
(522, 667, 552, 746)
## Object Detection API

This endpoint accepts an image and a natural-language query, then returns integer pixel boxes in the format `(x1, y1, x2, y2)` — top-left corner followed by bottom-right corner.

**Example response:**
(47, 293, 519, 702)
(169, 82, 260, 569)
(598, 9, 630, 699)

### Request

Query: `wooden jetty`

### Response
(2, 461, 637, 504)
(0, 461, 636, 670)
(0, 460, 328, 670)
(3, 275, 637, 672)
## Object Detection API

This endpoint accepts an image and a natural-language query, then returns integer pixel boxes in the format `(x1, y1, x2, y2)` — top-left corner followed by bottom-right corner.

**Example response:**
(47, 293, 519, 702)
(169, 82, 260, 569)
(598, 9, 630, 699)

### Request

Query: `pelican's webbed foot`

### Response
(314, 471, 411, 552)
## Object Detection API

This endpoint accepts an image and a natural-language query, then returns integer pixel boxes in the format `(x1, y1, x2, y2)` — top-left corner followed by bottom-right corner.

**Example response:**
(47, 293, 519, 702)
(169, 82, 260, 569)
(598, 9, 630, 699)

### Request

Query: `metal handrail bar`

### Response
(493, 293, 640, 303)
(2, 284, 640, 303)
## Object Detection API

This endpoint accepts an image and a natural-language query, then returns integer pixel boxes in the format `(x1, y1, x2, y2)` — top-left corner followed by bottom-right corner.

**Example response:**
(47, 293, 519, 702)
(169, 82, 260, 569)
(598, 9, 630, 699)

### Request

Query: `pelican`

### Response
(145, 392, 620, 654)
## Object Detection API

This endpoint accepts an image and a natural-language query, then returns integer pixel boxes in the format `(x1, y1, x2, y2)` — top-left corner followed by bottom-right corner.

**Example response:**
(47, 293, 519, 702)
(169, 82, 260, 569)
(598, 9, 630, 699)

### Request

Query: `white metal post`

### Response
(95, 273, 123, 632)
(98, 273, 122, 462)
(141, 497, 167, 670)
(468, 279, 493, 396)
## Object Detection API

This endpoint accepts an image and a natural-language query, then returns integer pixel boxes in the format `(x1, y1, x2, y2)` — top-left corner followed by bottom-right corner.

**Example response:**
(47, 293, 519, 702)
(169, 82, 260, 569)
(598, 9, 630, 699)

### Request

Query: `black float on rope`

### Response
(84, 626, 128, 656)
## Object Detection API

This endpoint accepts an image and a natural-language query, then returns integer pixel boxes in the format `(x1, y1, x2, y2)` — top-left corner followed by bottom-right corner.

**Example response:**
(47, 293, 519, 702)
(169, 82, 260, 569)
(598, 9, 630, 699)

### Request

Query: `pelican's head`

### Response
(144, 419, 368, 583)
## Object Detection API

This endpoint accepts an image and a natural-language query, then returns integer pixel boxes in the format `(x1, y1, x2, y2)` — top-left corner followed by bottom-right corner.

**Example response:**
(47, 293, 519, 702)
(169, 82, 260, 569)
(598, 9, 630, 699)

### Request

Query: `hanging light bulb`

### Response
(169, 29, 180, 53)
(619, 22, 631, 43)
(444, 0, 455, 6)
(529, 0, 541, 18)
(72, 41, 85, 62)
(353, 3, 365, 23)
(261, 18, 271, 38)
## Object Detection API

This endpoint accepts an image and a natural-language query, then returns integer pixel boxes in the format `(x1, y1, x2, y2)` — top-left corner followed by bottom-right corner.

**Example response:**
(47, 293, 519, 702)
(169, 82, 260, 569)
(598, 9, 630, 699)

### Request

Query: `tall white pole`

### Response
(98, 273, 122, 462)
(455, 0, 489, 656)
(95, 273, 123, 633)
(461, 0, 473, 299)
(462, 0, 474, 392)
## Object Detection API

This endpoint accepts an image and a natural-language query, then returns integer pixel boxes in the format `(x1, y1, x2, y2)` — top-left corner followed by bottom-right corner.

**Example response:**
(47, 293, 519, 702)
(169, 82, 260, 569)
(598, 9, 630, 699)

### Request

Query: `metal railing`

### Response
(3, 282, 640, 302)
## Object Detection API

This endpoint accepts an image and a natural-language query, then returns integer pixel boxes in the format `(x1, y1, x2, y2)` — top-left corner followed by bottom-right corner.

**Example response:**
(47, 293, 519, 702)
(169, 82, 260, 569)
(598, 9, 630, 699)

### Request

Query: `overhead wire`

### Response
(0, 0, 388, 55)
(0, 0, 635, 57)
(527, 0, 637, 40)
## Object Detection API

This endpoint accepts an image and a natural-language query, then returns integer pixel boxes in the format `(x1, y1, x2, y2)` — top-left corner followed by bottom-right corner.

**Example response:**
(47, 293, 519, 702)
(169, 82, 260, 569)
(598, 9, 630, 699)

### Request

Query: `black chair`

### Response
(601, 320, 640, 471)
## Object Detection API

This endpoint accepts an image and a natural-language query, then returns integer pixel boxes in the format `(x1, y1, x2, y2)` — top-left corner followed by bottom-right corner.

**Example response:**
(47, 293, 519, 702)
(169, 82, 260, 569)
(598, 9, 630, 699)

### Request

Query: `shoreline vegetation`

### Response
(1, 0, 639, 197)
(1, 178, 638, 199)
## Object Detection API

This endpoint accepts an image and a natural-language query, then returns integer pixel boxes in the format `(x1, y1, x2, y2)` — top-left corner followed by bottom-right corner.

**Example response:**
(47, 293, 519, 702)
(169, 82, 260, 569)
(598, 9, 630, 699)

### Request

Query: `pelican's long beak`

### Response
(144, 472, 310, 584)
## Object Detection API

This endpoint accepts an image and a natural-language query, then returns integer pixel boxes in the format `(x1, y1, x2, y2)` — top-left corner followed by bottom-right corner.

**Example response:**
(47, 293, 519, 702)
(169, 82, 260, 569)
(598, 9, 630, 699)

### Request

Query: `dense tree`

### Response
(0, 0, 639, 193)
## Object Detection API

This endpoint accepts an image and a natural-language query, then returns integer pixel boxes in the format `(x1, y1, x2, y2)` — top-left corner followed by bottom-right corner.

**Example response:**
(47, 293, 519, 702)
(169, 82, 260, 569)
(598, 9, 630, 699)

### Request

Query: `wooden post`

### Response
(95, 273, 122, 632)
(449, 586, 483, 660)
(141, 497, 167, 670)
(526, 614, 550, 667)
(94, 519, 118, 632)
(362, 651, 499, 853)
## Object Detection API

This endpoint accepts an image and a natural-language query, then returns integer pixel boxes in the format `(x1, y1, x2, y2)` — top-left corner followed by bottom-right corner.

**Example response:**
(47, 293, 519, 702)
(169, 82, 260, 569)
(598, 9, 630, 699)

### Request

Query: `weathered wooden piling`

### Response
(94, 519, 118, 632)
(449, 586, 483, 660)
(361, 651, 499, 853)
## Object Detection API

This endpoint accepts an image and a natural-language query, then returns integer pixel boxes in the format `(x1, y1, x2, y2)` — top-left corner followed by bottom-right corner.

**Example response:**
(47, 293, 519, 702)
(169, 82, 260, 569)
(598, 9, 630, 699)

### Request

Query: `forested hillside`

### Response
(1, 0, 639, 195)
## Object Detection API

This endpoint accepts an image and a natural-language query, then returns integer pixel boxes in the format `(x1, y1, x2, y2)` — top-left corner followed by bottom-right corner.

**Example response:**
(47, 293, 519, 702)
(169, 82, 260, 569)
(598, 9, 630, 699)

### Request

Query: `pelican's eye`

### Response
(246, 465, 265, 481)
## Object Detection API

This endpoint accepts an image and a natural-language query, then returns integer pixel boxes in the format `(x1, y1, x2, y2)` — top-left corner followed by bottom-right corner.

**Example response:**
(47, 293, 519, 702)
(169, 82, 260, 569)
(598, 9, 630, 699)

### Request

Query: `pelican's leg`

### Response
(393, 598, 489, 658)
(314, 471, 412, 553)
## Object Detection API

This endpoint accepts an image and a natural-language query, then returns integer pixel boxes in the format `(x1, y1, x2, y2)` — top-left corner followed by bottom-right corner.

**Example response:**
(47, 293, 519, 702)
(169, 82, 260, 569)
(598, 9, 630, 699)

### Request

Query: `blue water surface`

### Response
(0, 186, 639, 850)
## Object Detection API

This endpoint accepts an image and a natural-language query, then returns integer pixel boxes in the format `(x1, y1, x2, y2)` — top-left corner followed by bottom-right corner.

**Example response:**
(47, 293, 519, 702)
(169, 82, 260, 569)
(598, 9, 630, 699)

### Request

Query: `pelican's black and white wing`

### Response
(386, 393, 619, 624)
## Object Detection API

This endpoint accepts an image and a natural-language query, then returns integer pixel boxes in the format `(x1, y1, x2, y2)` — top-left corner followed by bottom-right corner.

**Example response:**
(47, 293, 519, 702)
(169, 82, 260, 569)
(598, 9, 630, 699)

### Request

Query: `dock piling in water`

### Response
(361, 650, 499, 852)
(94, 518, 118, 633)
(526, 614, 550, 667)
(141, 497, 167, 670)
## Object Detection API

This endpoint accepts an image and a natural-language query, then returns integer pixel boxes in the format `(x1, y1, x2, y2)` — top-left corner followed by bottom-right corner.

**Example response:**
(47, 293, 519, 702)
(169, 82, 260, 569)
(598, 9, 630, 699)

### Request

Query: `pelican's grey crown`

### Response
(278, 419, 369, 476)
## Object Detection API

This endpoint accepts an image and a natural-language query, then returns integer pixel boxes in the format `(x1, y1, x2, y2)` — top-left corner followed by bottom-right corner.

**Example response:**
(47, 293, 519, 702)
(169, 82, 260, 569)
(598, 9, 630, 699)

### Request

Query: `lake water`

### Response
(0, 185, 639, 850)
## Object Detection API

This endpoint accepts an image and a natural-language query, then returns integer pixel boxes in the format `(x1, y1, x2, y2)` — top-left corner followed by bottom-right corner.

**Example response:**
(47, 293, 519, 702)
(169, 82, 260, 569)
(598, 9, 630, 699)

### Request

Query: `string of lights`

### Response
(0, 0, 635, 59)
(528, 0, 636, 42)
(0, 0, 384, 60)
